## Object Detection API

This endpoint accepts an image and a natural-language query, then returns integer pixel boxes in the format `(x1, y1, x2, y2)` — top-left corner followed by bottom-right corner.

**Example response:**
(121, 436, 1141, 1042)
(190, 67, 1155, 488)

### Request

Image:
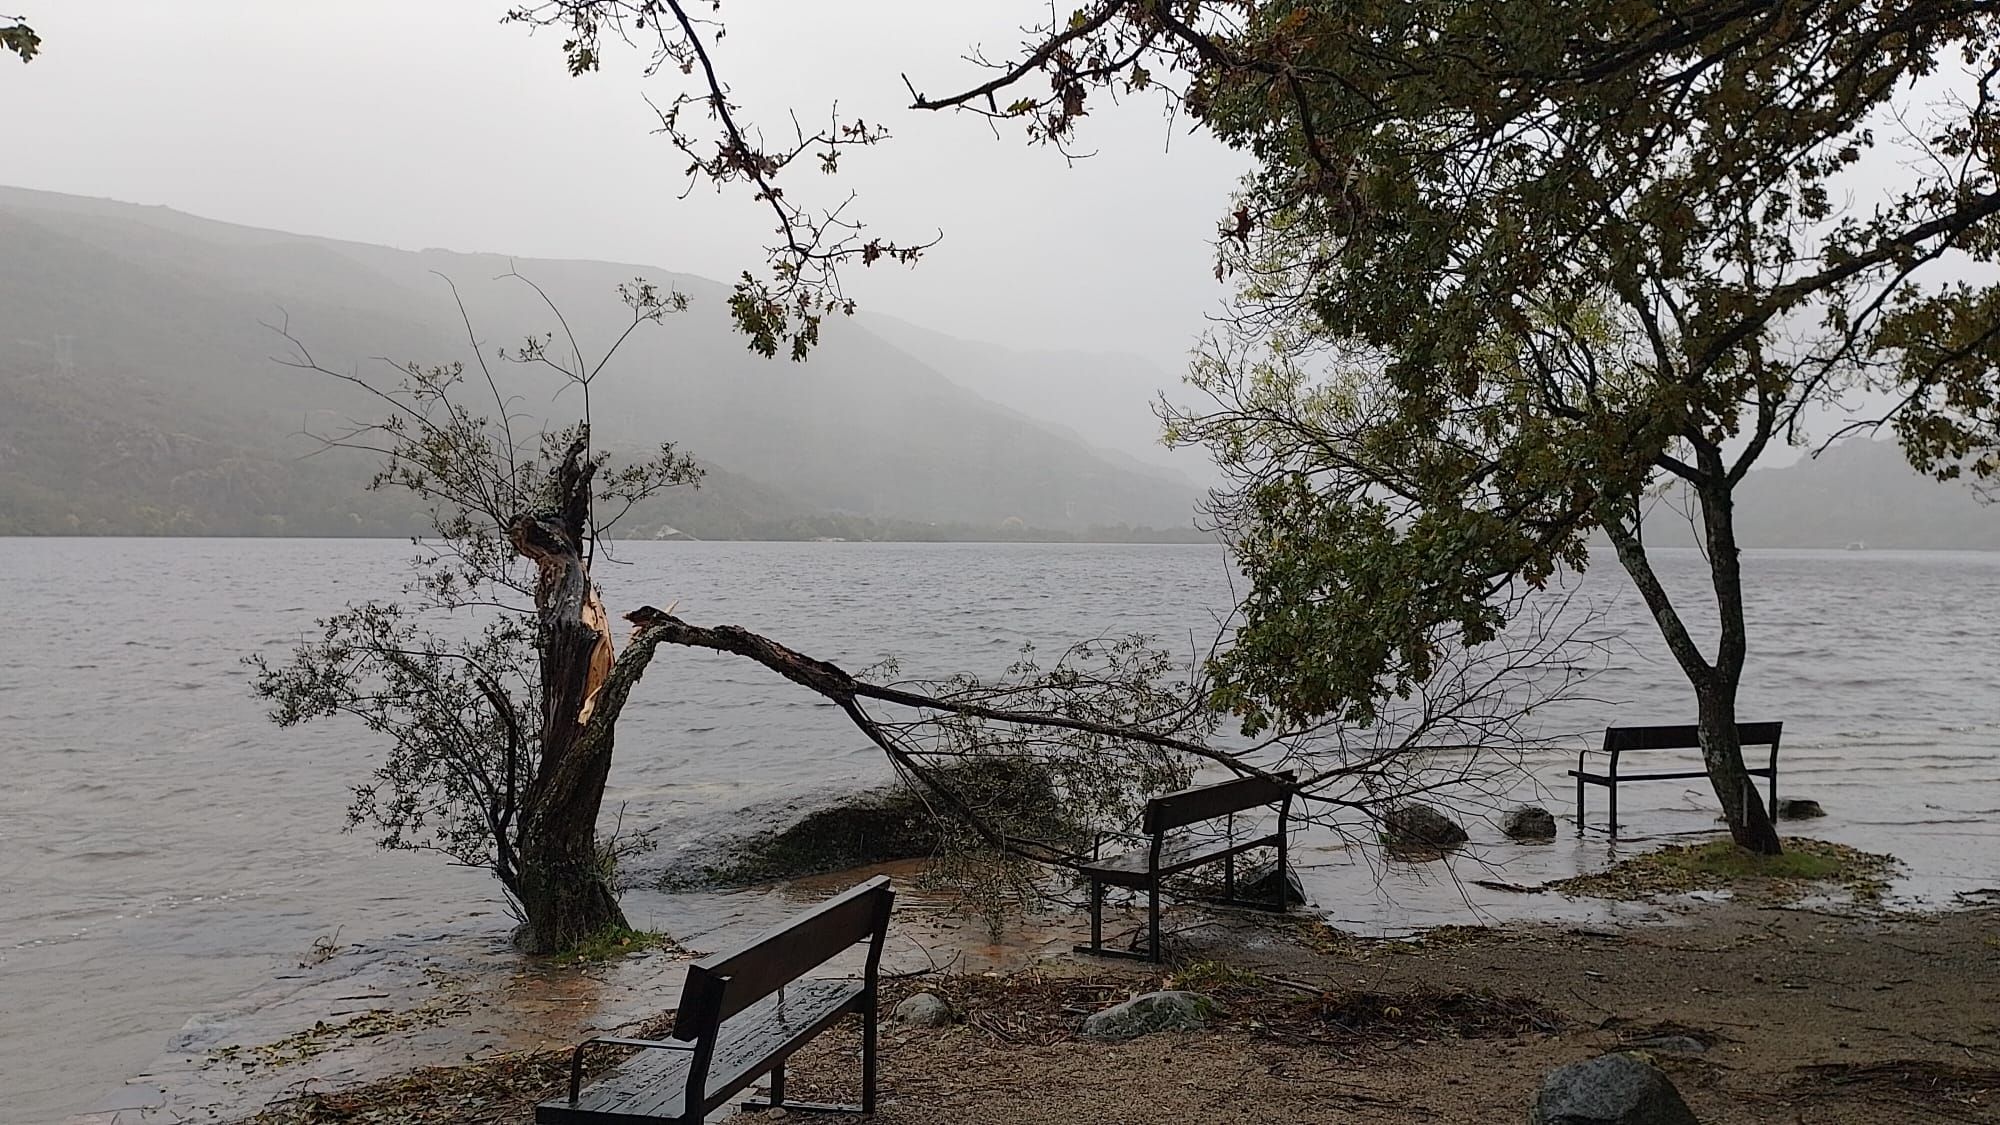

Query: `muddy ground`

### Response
(224, 897, 2000, 1125)
(762, 901, 2000, 1124)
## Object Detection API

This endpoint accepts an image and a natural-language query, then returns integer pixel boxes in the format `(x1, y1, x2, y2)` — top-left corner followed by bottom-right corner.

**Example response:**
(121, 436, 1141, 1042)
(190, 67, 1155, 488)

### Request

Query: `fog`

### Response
(4, 1, 1252, 369)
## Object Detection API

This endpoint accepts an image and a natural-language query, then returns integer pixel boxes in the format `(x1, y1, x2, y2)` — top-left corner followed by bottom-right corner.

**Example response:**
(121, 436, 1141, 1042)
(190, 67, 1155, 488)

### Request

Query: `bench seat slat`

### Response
(536, 979, 863, 1124)
(1079, 831, 1280, 888)
(1569, 767, 1775, 783)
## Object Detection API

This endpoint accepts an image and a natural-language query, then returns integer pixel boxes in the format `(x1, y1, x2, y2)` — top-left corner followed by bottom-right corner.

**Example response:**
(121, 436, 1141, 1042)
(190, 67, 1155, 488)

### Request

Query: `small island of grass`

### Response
(1550, 838, 1899, 903)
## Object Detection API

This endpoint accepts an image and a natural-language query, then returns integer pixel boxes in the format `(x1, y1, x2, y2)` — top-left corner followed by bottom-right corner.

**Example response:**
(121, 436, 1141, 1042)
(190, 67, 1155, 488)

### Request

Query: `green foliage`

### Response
(247, 280, 700, 917)
(547, 925, 675, 965)
(1134, 1, 2000, 733)
(2, 17, 38, 63)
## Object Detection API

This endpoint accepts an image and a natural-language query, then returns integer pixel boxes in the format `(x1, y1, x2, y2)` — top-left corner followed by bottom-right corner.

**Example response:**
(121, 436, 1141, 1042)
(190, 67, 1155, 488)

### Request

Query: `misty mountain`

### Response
(1637, 437, 2000, 550)
(859, 312, 1214, 484)
(0, 187, 1201, 537)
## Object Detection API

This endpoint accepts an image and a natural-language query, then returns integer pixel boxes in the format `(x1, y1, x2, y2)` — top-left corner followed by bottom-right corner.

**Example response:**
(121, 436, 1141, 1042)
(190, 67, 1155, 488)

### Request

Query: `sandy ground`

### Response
(769, 901, 2000, 1125)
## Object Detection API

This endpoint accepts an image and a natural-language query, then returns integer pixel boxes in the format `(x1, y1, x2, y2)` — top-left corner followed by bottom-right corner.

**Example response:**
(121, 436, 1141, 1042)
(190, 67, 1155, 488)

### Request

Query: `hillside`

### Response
(0, 187, 1202, 537)
(1637, 437, 2000, 550)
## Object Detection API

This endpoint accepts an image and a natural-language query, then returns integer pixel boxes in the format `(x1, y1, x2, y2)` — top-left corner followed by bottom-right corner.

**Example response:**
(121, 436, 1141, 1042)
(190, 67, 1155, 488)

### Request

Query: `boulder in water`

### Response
(1502, 805, 1560, 840)
(1775, 798, 1826, 820)
(659, 756, 1075, 889)
(1529, 1053, 1699, 1125)
(1383, 803, 1470, 849)
(1237, 859, 1307, 905)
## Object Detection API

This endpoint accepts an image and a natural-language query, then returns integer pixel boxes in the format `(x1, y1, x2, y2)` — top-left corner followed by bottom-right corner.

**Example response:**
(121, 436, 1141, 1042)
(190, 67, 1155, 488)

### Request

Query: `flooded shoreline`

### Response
(8, 539, 1999, 1122)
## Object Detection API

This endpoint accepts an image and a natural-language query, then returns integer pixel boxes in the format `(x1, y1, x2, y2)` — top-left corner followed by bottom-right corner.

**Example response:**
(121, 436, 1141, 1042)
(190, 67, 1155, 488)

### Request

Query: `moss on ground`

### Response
(547, 926, 676, 966)
(1550, 837, 1898, 903)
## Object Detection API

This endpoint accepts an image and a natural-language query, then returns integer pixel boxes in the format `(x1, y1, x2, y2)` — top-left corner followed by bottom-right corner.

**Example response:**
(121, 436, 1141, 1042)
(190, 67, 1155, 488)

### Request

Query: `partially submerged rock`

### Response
(891, 992, 952, 1028)
(659, 757, 1077, 889)
(1080, 990, 1221, 1041)
(1502, 805, 1559, 840)
(1237, 859, 1307, 905)
(1775, 797, 1826, 820)
(1383, 803, 1470, 849)
(1529, 1053, 1699, 1125)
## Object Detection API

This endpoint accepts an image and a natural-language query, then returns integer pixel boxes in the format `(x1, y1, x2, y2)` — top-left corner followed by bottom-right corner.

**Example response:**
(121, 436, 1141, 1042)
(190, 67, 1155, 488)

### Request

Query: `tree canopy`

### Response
(512, 1, 2000, 853)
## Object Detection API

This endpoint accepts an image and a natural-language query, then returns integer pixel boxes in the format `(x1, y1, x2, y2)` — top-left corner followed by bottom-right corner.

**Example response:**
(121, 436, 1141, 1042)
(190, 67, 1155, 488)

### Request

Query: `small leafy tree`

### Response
(249, 278, 701, 951)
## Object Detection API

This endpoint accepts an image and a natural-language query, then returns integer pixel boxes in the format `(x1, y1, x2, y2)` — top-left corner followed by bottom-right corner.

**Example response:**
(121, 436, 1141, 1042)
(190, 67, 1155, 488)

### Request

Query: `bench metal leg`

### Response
(1072, 878, 1151, 959)
(1575, 773, 1587, 837)
(862, 995, 878, 1114)
(1147, 881, 1162, 963)
(743, 1057, 872, 1115)
(1608, 780, 1619, 840)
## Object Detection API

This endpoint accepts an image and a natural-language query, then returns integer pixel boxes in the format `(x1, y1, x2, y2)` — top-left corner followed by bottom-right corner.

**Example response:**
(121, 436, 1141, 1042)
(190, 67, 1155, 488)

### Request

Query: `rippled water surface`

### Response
(3, 538, 1997, 1122)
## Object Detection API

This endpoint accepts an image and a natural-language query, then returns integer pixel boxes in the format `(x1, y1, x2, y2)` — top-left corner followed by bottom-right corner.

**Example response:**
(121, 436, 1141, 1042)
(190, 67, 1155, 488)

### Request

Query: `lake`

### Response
(3, 538, 1997, 1122)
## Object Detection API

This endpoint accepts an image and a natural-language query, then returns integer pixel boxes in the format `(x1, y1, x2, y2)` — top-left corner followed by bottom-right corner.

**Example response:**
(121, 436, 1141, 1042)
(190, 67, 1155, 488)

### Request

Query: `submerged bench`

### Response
(1076, 772, 1295, 962)
(538, 875, 894, 1124)
(1571, 722, 1782, 838)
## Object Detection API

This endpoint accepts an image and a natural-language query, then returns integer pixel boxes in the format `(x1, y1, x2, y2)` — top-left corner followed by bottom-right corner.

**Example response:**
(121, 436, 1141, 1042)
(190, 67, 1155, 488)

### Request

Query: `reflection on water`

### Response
(2, 538, 1998, 1122)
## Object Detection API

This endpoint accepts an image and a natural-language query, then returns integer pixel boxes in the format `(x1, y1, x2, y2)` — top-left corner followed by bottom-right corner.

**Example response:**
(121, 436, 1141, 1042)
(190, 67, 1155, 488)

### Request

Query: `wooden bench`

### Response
(1571, 722, 1782, 838)
(537, 876, 894, 1124)
(1076, 772, 1295, 963)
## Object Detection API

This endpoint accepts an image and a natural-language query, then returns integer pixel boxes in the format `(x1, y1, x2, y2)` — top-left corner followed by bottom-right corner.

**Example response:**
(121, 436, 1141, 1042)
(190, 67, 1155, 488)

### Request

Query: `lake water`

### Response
(3, 538, 1998, 1122)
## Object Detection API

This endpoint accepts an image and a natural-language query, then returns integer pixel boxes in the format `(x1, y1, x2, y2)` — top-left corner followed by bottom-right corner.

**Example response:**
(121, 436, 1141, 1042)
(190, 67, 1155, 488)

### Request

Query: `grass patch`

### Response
(1166, 958, 1267, 994)
(1551, 837, 1898, 903)
(548, 926, 675, 966)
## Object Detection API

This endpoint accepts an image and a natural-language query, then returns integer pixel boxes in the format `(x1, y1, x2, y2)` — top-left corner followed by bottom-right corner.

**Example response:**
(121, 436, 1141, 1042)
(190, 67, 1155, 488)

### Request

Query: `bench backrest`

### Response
(1603, 722, 1782, 756)
(1142, 771, 1296, 835)
(672, 875, 894, 1038)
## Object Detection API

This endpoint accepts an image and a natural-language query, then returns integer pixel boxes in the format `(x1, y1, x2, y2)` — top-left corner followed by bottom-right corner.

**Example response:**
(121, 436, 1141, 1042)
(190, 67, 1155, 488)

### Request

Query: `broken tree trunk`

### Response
(507, 432, 672, 952)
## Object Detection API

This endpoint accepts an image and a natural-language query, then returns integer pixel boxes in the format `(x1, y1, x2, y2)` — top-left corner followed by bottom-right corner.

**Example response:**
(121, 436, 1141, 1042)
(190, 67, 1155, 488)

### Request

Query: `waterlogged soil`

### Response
(180, 898, 2000, 1125)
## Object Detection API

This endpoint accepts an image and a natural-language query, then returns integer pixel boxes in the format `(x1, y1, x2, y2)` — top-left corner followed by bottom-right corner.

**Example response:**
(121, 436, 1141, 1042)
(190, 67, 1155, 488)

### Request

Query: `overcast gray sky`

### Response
(4, 1, 1252, 369)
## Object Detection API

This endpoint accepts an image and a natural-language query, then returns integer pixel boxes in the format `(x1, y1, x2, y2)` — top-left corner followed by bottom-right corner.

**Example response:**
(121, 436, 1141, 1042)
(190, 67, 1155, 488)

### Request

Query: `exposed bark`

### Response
(503, 431, 668, 951)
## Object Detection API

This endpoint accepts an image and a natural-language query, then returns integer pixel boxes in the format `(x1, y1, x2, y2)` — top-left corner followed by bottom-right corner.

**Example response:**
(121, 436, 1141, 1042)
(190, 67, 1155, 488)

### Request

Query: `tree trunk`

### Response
(1603, 482, 1782, 855)
(1694, 680, 1782, 854)
(506, 431, 632, 953)
(513, 832, 628, 952)
(1691, 473, 1783, 854)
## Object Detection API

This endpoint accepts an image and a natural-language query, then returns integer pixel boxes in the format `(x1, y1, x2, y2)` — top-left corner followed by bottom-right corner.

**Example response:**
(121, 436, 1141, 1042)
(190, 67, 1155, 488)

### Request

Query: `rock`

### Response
(659, 756, 1078, 889)
(1237, 860, 1307, 906)
(1383, 803, 1470, 849)
(1775, 798, 1826, 820)
(165, 1012, 234, 1053)
(1502, 805, 1559, 840)
(891, 992, 952, 1027)
(1529, 1053, 1700, 1125)
(1080, 990, 1221, 1041)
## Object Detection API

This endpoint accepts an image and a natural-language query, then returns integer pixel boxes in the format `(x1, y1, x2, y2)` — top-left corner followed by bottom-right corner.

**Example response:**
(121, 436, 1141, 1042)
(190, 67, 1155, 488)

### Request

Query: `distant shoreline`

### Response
(11, 535, 2000, 551)
(0, 531, 1225, 545)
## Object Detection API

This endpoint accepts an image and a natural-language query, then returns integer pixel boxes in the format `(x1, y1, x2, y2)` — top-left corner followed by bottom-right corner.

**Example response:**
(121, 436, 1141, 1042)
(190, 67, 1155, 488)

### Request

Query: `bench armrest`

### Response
(568, 1036, 696, 1103)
